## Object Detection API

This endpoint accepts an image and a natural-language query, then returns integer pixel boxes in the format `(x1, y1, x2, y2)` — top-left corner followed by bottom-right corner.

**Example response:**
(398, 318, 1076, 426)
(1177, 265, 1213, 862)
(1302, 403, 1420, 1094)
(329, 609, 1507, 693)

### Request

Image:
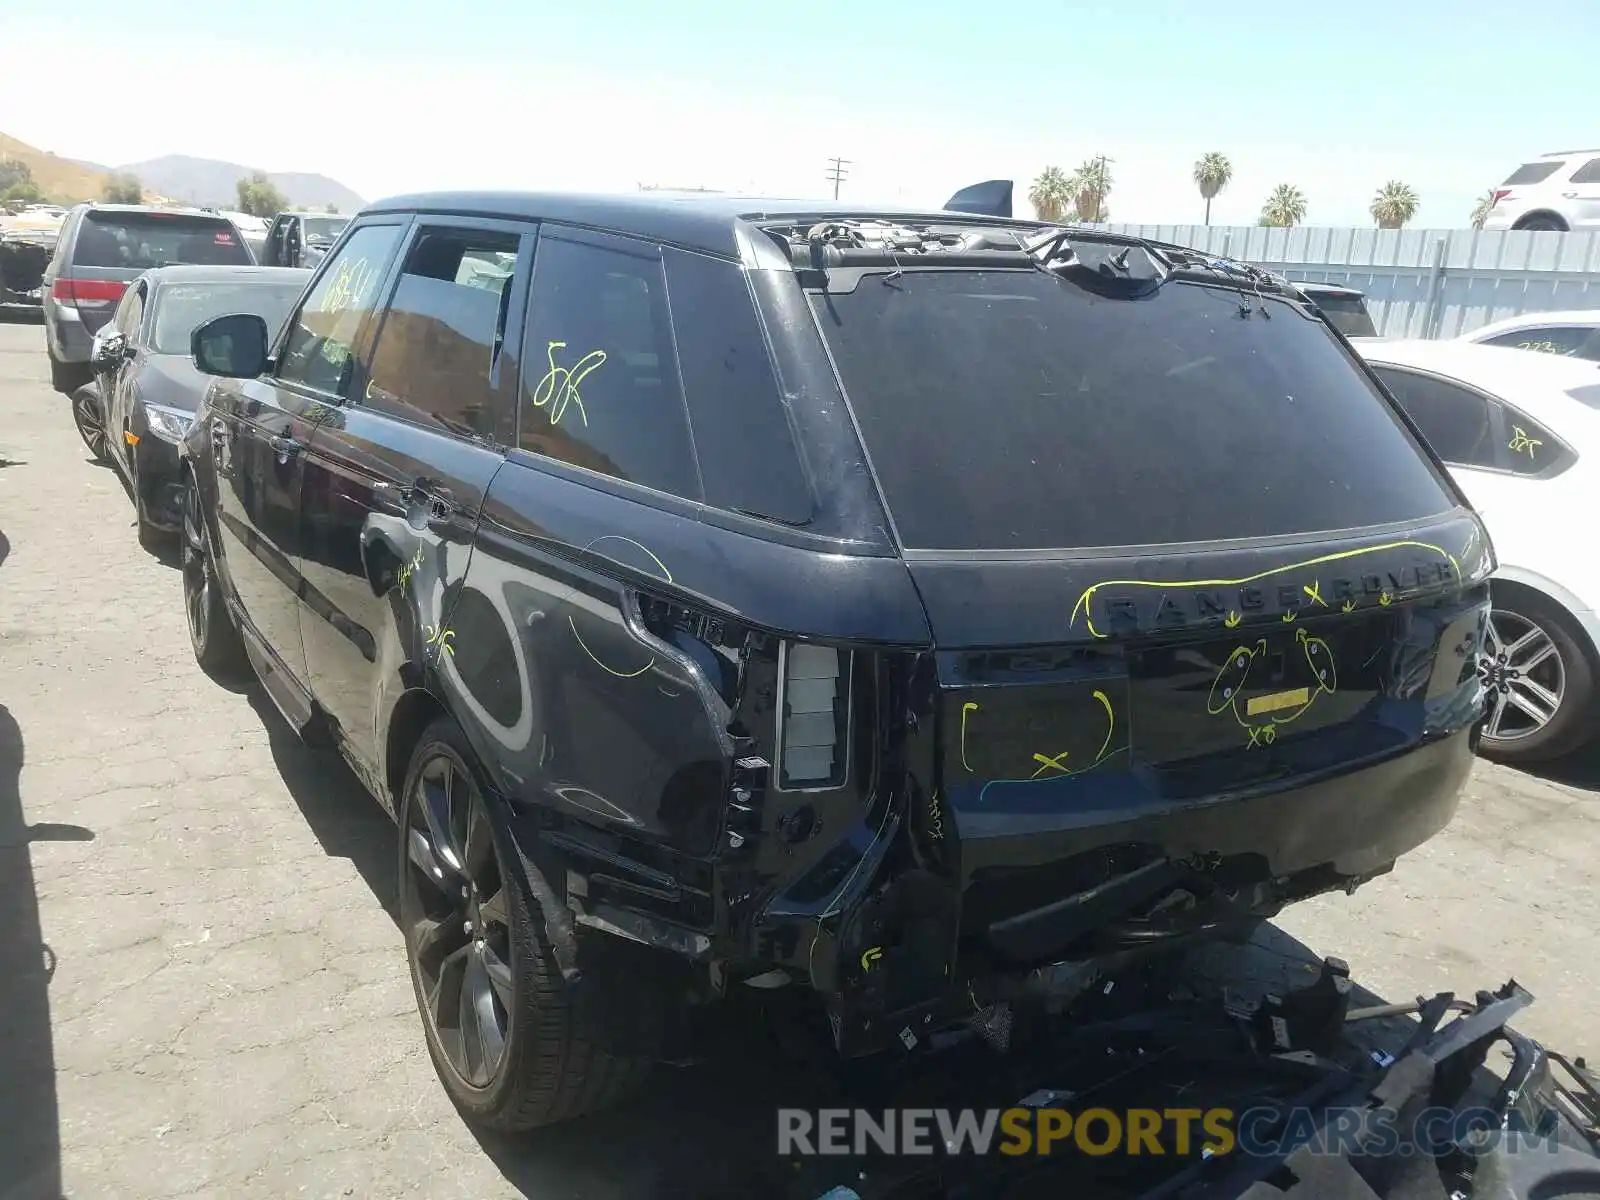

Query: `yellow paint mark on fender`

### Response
(860, 947, 883, 971)
(568, 615, 653, 679)
(959, 701, 979, 773)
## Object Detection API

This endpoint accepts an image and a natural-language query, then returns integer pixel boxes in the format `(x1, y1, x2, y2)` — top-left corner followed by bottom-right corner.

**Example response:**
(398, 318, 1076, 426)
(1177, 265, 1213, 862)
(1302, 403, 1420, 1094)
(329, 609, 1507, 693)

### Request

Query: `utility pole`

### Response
(825, 156, 852, 200)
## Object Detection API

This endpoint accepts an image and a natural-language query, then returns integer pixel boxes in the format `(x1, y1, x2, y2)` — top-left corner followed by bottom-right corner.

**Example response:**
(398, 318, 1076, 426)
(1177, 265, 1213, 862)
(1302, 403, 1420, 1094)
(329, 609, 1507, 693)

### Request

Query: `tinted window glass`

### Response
(1502, 161, 1563, 186)
(1369, 367, 1500, 468)
(518, 234, 699, 500)
(113, 283, 145, 338)
(1309, 293, 1377, 338)
(151, 280, 307, 354)
(811, 270, 1453, 551)
(361, 226, 519, 440)
(1500, 408, 1563, 476)
(72, 212, 250, 269)
(277, 223, 404, 396)
(1569, 158, 1600, 185)
(303, 216, 348, 243)
(663, 248, 811, 523)
(1481, 325, 1600, 361)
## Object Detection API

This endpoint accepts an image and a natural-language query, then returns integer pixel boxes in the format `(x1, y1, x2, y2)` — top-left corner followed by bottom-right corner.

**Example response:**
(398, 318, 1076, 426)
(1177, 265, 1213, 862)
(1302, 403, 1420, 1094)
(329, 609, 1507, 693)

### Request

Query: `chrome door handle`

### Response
(268, 433, 301, 458)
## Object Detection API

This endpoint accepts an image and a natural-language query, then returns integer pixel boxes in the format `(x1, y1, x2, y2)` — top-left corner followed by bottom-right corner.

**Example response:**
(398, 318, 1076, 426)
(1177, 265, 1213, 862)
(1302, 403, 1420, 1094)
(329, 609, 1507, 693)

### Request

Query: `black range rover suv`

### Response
(178, 189, 1494, 1129)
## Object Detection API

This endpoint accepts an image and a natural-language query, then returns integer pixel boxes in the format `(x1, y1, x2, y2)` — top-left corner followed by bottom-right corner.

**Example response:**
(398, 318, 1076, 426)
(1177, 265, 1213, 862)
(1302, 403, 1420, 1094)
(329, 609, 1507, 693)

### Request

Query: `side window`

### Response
(1481, 325, 1600, 359)
(1569, 157, 1600, 184)
(113, 284, 145, 339)
(662, 248, 813, 524)
(361, 225, 521, 441)
(276, 223, 405, 397)
(517, 233, 699, 500)
(1371, 367, 1501, 469)
(1500, 407, 1563, 475)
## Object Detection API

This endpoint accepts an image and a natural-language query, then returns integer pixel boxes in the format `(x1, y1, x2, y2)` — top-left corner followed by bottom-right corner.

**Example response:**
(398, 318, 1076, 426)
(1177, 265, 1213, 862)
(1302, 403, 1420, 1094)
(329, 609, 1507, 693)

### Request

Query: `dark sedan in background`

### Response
(73, 264, 310, 548)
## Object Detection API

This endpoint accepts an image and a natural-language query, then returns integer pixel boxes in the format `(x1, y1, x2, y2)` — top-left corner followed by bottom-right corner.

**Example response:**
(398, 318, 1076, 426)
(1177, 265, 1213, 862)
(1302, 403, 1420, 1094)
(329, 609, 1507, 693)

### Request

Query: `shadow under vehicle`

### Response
(173, 181, 1498, 1140)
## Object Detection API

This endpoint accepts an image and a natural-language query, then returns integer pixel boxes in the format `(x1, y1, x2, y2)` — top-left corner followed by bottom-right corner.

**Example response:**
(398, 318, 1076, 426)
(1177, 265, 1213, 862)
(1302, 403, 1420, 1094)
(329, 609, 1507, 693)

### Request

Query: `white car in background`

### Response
(1459, 310, 1600, 362)
(1479, 150, 1600, 232)
(1354, 339, 1600, 762)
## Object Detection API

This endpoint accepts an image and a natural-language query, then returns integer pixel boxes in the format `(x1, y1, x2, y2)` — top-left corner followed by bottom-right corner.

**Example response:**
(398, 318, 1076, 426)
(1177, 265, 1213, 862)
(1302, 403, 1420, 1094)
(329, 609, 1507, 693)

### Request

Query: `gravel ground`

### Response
(1, 315, 1594, 1200)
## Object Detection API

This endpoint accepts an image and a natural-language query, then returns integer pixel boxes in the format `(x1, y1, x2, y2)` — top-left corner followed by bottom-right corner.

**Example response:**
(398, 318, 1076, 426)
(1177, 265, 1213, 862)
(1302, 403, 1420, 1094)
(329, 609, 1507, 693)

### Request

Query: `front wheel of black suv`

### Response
(181, 474, 249, 681)
(1478, 589, 1597, 764)
(399, 718, 655, 1130)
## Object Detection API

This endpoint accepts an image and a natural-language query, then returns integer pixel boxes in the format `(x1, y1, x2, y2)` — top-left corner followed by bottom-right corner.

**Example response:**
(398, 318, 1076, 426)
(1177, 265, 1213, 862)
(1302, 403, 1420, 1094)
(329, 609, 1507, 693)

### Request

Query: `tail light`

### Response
(51, 278, 127, 309)
(776, 642, 853, 789)
(1491, 190, 1511, 207)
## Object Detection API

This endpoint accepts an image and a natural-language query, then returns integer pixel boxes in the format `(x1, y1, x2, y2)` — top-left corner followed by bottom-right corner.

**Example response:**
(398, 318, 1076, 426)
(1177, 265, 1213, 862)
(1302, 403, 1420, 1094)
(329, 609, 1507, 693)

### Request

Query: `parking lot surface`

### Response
(1, 316, 1596, 1200)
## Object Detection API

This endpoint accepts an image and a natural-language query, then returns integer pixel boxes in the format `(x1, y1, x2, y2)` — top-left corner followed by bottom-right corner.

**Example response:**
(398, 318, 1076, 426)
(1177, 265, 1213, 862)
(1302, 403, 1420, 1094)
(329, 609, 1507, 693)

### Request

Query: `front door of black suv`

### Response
(296, 218, 529, 783)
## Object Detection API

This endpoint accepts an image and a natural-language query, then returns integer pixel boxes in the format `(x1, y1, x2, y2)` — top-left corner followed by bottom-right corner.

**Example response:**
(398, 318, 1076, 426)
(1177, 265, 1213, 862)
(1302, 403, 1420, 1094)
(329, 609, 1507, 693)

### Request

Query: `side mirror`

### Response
(192, 312, 269, 378)
(89, 332, 126, 372)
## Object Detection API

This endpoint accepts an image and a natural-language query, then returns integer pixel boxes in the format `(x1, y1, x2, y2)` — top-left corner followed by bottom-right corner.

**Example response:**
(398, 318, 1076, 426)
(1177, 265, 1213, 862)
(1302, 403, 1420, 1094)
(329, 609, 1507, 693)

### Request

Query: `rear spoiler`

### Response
(943, 179, 1014, 218)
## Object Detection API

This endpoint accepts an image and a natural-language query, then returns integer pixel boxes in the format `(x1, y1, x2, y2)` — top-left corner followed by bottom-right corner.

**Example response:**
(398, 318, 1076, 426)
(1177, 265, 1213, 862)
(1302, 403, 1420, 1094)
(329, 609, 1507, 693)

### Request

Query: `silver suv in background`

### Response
(1479, 150, 1600, 232)
(41, 204, 254, 393)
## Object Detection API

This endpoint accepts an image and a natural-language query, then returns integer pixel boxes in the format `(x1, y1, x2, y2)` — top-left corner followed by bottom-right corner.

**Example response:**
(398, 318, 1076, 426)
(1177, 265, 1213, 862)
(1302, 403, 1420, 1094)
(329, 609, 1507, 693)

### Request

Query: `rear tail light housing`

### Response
(775, 641, 853, 790)
(51, 278, 127, 309)
(1491, 190, 1511, 207)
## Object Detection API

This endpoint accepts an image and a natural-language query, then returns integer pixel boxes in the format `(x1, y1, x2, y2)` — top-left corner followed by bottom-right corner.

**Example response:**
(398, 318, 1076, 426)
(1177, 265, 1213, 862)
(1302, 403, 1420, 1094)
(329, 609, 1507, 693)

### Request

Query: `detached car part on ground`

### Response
(0, 225, 56, 306)
(175, 186, 1496, 1132)
(67, 265, 310, 549)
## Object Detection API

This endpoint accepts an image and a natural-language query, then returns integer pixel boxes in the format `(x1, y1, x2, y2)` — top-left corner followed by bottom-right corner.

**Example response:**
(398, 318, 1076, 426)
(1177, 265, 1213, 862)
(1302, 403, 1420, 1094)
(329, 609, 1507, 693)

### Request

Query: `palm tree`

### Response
(1370, 181, 1419, 229)
(1193, 152, 1233, 226)
(1259, 184, 1308, 228)
(1072, 156, 1113, 223)
(1469, 189, 1498, 230)
(1028, 166, 1073, 221)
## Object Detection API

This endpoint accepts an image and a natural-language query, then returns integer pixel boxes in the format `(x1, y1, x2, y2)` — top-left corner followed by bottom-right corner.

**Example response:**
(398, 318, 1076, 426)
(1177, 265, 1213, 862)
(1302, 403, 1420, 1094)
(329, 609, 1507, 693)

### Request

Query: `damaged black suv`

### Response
(179, 186, 1493, 1130)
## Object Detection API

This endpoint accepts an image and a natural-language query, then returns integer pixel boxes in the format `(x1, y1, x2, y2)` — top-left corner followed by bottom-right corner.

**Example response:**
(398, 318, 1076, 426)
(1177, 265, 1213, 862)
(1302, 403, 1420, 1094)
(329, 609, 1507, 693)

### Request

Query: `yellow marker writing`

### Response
(1508, 426, 1542, 460)
(1302, 581, 1327, 607)
(960, 701, 979, 772)
(530, 341, 607, 428)
(1030, 750, 1071, 778)
(1224, 611, 1241, 628)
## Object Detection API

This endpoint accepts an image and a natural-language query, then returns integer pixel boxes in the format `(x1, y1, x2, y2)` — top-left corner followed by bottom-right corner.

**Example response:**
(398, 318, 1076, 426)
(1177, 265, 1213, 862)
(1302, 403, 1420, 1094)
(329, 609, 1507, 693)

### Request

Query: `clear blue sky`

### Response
(3, 0, 1595, 227)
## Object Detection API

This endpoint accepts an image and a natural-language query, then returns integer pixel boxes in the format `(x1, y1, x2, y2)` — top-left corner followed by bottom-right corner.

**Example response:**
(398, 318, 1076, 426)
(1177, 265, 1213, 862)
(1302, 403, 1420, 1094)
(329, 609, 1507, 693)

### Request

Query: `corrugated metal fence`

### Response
(1098, 224, 1600, 339)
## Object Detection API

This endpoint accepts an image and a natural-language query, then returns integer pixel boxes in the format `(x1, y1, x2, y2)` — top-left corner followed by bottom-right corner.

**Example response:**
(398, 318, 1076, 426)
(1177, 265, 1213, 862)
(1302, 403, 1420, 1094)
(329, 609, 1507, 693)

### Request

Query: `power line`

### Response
(825, 156, 852, 200)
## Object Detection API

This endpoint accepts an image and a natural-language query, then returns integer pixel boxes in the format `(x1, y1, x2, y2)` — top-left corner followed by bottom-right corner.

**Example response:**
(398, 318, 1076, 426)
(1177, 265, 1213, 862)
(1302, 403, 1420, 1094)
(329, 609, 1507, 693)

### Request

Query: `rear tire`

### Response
(1477, 588, 1597, 763)
(181, 472, 249, 681)
(50, 351, 86, 395)
(399, 717, 656, 1131)
(1515, 214, 1569, 233)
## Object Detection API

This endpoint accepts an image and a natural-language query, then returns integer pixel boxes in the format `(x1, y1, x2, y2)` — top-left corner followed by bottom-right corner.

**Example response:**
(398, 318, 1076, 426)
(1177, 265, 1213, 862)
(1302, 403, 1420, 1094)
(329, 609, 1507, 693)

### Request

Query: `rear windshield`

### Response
(811, 269, 1455, 551)
(1502, 161, 1563, 186)
(151, 279, 308, 354)
(1310, 293, 1378, 338)
(72, 212, 253, 270)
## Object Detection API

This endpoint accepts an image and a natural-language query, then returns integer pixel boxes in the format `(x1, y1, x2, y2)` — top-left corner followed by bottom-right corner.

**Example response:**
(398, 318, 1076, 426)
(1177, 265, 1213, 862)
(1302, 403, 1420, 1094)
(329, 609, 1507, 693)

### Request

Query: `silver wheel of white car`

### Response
(1477, 592, 1596, 763)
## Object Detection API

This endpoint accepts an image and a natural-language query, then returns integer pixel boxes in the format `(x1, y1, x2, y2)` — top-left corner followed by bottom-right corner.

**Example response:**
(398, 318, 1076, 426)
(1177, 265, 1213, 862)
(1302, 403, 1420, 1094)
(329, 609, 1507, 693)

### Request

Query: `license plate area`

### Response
(1128, 614, 1395, 765)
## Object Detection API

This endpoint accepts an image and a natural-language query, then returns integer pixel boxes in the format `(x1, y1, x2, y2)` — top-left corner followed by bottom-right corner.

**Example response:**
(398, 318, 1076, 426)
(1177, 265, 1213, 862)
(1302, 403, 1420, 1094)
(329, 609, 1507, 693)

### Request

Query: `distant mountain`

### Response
(112, 154, 366, 213)
(0, 133, 110, 203)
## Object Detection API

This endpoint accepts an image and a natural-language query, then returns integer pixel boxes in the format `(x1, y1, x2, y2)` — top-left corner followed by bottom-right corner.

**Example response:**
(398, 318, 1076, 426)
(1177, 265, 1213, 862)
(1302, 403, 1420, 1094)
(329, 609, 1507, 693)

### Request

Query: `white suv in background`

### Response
(1480, 150, 1600, 232)
(1460, 310, 1600, 362)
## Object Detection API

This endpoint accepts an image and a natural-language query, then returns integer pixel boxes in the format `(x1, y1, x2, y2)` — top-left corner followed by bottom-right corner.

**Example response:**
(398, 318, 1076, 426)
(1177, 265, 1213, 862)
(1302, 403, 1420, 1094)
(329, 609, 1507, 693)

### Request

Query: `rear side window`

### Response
(1480, 325, 1600, 362)
(1569, 158, 1600, 184)
(71, 212, 251, 270)
(662, 248, 812, 524)
(361, 225, 520, 440)
(1502, 161, 1563, 186)
(276, 223, 406, 397)
(811, 269, 1454, 551)
(518, 232, 699, 501)
(1500, 408, 1567, 476)
(1369, 367, 1501, 469)
(1309, 293, 1377, 338)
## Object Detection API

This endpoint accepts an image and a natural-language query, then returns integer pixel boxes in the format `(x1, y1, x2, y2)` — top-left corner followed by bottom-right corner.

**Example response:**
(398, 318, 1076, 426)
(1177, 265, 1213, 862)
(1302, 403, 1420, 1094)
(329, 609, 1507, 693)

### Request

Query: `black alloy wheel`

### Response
(71, 387, 108, 462)
(401, 746, 516, 1091)
(181, 474, 247, 679)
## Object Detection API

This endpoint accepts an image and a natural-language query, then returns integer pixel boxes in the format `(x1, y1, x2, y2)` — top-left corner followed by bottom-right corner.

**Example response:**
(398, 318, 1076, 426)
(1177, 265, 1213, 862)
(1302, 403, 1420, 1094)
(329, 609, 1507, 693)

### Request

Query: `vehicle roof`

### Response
(141, 265, 311, 286)
(363, 190, 1040, 259)
(1354, 338, 1600, 437)
(282, 210, 347, 218)
(1293, 281, 1363, 297)
(80, 203, 230, 218)
(1539, 149, 1600, 158)
(1460, 310, 1600, 339)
